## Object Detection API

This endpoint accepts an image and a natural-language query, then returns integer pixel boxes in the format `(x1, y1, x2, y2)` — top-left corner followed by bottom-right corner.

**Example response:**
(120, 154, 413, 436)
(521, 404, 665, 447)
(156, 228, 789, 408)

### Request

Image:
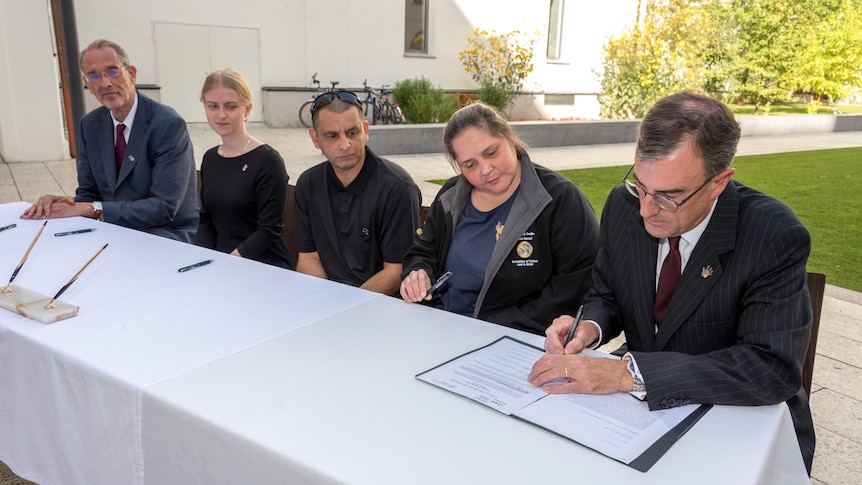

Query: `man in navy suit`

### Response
(529, 92, 815, 473)
(22, 39, 198, 243)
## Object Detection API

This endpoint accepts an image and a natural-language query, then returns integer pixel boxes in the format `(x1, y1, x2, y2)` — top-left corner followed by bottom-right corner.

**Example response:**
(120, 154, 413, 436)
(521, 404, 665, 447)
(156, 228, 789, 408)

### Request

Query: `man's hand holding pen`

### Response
(544, 312, 597, 355)
(527, 311, 633, 395)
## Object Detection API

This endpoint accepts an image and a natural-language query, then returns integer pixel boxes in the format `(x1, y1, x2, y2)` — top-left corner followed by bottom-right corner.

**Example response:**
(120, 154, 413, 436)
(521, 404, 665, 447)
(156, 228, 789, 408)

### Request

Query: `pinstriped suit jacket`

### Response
(586, 181, 814, 473)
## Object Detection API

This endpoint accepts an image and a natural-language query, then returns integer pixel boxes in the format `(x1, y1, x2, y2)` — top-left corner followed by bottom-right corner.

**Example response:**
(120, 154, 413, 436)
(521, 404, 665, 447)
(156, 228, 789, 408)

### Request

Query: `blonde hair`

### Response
(200, 68, 252, 106)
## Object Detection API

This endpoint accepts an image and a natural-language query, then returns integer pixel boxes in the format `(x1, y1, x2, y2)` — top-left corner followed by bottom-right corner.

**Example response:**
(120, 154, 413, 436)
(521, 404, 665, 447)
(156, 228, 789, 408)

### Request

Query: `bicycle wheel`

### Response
(362, 99, 378, 125)
(299, 101, 314, 128)
(380, 102, 395, 125)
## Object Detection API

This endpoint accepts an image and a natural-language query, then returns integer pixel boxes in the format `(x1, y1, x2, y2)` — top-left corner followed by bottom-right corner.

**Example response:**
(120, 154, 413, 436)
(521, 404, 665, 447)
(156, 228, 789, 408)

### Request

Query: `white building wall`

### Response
(1, 0, 639, 161)
(0, 0, 69, 162)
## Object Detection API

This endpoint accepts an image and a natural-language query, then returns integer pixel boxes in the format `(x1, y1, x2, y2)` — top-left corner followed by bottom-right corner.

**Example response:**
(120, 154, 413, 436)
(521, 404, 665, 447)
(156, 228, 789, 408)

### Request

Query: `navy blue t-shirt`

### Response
(441, 188, 519, 316)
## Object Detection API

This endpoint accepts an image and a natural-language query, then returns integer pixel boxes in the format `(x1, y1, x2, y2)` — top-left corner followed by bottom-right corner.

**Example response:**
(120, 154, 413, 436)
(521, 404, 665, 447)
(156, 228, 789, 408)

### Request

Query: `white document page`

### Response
(513, 389, 699, 464)
(417, 336, 707, 467)
(417, 335, 548, 415)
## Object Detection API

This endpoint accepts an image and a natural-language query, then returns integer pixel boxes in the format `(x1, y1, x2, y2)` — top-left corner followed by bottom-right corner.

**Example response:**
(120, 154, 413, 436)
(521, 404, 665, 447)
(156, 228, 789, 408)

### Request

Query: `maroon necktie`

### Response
(654, 236, 681, 326)
(115, 123, 127, 170)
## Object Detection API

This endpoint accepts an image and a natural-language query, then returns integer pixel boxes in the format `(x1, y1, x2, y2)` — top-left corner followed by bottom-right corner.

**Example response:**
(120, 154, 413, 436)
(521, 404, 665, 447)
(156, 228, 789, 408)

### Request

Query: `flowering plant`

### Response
(459, 28, 537, 111)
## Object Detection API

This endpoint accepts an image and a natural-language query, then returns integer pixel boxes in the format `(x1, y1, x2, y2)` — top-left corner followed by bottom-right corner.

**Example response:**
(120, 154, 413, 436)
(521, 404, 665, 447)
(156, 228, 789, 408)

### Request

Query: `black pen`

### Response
(54, 228, 97, 237)
(0, 223, 16, 232)
(425, 271, 453, 297)
(564, 304, 585, 347)
(3, 221, 46, 293)
(45, 244, 109, 309)
(178, 259, 213, 273)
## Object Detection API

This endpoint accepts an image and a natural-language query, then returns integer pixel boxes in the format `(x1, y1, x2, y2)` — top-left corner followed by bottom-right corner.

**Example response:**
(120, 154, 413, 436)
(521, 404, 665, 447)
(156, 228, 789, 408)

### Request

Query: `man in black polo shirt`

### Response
(295, 91, 421, 295)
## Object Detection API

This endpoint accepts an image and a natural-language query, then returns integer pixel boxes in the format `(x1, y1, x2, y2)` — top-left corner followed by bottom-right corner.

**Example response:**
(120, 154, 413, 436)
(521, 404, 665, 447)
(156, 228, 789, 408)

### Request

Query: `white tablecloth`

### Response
(0, 202, 379, 485)
(0, 201, 810, 484)
(142, 296, 810, 485)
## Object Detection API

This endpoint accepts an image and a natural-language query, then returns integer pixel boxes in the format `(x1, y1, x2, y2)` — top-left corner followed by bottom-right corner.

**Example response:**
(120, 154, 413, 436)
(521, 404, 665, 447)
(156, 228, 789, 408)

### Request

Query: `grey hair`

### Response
(80, 39, 131, 71)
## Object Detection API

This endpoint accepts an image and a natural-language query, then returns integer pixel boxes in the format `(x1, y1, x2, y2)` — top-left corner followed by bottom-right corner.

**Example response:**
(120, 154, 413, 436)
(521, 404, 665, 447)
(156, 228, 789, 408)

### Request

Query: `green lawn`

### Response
(728, 102, 862, 116)
(433, 147, 861, 291)
(559, 147, 861, 292)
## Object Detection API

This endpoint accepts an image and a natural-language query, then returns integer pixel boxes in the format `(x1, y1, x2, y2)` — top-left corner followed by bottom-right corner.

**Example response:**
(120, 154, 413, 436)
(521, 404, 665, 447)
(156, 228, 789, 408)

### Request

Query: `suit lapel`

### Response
(628, 210, 661, 351)
(96, 112, 119, 186)
(116, 92, 146, 187)
(655, 183, 740, 348)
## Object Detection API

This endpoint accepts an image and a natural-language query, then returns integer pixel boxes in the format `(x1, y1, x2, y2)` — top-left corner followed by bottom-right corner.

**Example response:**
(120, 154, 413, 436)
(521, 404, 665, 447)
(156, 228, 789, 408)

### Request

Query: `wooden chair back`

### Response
(802, 272, 826, 397)
(282, 184, 299, 267)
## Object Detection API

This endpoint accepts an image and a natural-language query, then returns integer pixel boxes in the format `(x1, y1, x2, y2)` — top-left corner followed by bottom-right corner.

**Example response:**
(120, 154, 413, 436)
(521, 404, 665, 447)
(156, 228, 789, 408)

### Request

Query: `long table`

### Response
(0, 202, 378, 484)
(0, 202, 809, 484)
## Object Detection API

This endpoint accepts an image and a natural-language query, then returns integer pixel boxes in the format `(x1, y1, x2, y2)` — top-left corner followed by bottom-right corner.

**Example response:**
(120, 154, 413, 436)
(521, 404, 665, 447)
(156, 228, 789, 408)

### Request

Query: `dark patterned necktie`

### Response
(115, 123, 126, 170)
(654, 236, 681, 326)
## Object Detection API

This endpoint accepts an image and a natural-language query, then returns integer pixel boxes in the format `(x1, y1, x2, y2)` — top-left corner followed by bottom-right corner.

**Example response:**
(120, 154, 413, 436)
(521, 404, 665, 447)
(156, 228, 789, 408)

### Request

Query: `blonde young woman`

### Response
(196, 68, 292, 268)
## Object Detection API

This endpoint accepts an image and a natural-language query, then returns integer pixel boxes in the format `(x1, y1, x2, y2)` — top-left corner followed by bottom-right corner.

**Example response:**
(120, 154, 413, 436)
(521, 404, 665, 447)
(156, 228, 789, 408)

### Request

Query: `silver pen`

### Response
(425, 271, 453, 297)
(178, 259, 213, 273)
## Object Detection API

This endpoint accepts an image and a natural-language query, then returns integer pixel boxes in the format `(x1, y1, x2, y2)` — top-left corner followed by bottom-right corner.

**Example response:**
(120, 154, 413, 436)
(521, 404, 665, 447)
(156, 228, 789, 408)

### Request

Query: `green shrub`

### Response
(393, 77, 458, 124)
(476, 84, 511, 113)
(438, 94, 461, 122)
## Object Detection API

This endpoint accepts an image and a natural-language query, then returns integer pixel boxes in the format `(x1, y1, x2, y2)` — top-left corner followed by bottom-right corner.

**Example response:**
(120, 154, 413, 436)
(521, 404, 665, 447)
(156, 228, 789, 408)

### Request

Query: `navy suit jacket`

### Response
(75, 92, 199, 242)
(587, 181, 815, 473)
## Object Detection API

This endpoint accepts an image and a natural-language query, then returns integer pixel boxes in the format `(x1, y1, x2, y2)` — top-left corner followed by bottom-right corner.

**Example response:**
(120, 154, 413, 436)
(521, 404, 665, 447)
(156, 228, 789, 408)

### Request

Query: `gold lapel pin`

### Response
(701, 265, 714, 278)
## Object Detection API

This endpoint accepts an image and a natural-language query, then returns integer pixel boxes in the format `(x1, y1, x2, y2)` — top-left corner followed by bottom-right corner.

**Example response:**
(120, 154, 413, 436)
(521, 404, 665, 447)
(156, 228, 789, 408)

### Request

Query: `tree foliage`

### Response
(598, 0, 862, 118)
(792, 0, 862, 109)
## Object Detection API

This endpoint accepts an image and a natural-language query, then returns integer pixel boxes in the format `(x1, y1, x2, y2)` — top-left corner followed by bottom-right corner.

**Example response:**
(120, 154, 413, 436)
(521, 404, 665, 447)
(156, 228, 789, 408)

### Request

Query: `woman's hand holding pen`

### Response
(544, 314, 598, 355)
(400, 269, 433, 303)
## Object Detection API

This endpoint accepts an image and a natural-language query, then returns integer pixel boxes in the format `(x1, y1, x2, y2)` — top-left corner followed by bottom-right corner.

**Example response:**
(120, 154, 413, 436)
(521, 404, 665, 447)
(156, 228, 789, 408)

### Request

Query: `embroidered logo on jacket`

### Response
(516, 241, 533, 258)
(511, 232, 539, 267)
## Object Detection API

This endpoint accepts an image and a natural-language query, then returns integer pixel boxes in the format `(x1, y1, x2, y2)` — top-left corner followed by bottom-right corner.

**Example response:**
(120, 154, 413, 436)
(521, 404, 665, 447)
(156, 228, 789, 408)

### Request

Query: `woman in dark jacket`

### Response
(400, 102, 599, 335)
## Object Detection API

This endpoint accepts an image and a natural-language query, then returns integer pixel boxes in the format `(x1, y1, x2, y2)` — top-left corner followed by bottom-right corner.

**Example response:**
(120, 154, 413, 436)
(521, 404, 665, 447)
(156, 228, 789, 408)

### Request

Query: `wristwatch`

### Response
(622, 354, 646, 393)
(92, 201, 103, 221)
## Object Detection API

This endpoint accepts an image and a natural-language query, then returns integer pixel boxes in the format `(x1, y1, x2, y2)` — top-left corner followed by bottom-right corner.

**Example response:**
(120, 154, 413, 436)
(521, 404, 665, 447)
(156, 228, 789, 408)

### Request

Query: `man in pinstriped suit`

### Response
(530, 91, 815, 473)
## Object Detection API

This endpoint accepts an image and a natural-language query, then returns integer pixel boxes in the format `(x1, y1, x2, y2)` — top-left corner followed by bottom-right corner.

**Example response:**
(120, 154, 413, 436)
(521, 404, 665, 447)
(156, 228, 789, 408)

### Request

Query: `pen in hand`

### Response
(425, 271, 453, 297)
(564, 304, 585, 347)
(178, 260, 213, 273)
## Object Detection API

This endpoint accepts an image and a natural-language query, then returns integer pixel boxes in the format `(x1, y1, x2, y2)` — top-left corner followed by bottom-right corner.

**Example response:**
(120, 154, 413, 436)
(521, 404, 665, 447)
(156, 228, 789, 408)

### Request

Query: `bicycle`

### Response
(361, 80, 406, 125)
(298, 73, 321, 128)
(379, 85, 406, 124)
(299, 77, 341, 128)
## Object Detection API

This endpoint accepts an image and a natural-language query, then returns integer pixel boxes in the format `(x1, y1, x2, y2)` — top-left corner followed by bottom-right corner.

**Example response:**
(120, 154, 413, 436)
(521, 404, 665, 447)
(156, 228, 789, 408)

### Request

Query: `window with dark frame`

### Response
(547, 0, 565, 60)
(405, 0, 429, 54)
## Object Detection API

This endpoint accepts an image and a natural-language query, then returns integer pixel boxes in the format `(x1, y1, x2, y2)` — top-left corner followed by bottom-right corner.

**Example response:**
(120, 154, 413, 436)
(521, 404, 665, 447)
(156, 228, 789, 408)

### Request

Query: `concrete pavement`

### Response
(1, 127, 861, 483)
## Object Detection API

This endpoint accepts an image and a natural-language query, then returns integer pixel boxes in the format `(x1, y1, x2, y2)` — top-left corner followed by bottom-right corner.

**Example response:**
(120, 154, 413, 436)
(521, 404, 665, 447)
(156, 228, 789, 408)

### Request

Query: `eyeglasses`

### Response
(83, 66, 127, 83)
(310, 90, 361, 113)
(622, 164, 712, 212)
